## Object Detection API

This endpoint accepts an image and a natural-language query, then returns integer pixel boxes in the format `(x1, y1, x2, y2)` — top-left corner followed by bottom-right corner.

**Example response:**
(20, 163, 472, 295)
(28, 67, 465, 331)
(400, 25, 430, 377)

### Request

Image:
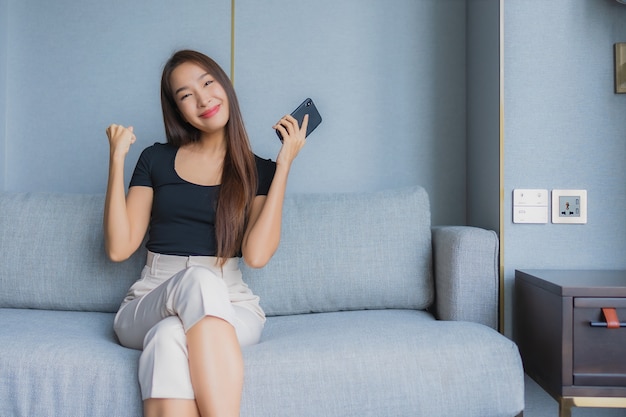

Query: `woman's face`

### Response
(169, 61, 230, 136)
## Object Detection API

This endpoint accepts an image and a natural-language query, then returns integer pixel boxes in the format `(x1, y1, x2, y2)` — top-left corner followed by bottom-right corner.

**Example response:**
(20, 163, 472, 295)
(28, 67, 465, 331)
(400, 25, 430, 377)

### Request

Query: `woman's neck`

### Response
(188, 130, 227, 156)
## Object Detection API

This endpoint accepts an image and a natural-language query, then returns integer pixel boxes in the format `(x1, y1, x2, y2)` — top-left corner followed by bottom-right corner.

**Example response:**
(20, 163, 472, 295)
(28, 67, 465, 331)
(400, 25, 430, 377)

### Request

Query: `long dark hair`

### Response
(160, 50, 258, 264)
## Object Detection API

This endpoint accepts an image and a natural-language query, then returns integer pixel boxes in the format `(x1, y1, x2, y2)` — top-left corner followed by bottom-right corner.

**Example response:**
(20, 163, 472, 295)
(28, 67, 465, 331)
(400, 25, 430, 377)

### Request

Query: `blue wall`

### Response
(2, 0, 231, 194)
(0, 0, 468, 226)
(0, 0, 6, 186)
(502, 0, 626, 334)
(234, 0, 467, 227)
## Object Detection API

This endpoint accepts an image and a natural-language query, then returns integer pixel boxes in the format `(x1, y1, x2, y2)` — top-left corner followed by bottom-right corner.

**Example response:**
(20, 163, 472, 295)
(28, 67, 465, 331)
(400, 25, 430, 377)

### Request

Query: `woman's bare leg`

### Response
(143, 398, 200, 417)
(186, 316, 244, 417)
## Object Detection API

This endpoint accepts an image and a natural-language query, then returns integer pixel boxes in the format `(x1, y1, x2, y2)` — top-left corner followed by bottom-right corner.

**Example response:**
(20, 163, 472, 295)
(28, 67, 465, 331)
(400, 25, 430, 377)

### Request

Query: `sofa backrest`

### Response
(0, 186, 434, 315)
(0, 193, 146, 312)
(242, 186, 434, 316)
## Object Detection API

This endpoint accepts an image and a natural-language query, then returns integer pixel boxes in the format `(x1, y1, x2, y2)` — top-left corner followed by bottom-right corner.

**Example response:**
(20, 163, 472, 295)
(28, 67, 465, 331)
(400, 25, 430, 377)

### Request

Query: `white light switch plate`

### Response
(513, 189, 548, 223)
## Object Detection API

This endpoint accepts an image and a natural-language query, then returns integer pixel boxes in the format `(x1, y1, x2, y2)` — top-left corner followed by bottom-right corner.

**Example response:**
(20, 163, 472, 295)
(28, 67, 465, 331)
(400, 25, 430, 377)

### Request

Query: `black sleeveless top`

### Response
(129, 143, 276, 256)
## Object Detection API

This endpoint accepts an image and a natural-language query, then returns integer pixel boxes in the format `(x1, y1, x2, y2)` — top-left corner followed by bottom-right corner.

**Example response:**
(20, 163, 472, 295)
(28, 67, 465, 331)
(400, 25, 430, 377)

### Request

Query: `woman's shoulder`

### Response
(254, 154, 276, 195)
(138, 142, 176, 160)
(254, 153, 275, 166)
(142, 141, 176, 153)
(254, 154, 276, 174)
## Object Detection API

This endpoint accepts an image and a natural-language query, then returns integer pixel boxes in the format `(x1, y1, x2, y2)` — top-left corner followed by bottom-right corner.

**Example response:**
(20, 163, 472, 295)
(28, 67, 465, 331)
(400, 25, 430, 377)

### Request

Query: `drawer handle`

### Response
(590, 322, 626, 328)
(590, 308, 624, 329)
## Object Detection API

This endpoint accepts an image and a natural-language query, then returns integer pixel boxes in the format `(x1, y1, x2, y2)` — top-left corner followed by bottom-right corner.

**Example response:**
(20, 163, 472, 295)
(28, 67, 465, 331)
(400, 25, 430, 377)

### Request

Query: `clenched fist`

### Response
(106, 124, 136, 159)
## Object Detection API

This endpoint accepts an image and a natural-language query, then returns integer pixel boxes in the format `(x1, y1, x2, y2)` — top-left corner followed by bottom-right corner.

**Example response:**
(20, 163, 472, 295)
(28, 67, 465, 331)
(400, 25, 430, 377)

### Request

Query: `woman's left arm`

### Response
(241, 114, 308, 268)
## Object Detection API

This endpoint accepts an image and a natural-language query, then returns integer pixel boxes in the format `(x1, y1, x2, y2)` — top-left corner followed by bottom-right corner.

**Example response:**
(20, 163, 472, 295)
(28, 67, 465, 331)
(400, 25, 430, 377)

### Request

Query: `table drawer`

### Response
(573, 298, 626, 387)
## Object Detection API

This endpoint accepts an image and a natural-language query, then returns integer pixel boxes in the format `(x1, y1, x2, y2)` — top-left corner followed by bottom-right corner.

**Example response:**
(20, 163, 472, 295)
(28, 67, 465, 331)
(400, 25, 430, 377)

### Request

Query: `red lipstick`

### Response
(200, 105, 220, 119)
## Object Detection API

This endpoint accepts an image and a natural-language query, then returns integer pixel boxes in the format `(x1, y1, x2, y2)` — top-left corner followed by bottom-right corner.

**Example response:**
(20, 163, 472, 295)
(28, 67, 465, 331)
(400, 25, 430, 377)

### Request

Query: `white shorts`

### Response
(114, 251, 265, 400)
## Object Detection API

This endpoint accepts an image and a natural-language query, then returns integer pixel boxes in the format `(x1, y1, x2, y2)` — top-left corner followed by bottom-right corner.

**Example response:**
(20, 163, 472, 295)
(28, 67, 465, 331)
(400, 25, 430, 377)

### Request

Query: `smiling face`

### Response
(169, 61, 230, 138)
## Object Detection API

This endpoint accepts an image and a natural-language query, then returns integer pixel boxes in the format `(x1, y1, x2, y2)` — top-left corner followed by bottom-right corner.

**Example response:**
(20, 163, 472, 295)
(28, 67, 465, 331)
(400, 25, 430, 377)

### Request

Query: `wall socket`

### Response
(552, 189, 587, 224)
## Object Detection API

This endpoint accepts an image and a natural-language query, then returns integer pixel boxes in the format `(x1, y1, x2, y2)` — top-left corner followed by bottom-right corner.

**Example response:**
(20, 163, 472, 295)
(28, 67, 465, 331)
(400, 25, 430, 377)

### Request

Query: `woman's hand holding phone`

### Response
(273, 114, 308, 168)
(272, 97, 321, 168)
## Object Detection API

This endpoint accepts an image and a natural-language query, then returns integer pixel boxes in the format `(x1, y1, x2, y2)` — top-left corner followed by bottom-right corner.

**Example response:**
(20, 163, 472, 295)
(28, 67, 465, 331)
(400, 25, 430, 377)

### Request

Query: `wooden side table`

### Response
(514, 269, 626, 417)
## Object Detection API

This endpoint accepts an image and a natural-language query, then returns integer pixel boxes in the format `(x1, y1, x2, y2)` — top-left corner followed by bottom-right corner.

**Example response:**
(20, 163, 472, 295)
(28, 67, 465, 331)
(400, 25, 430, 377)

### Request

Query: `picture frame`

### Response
(615, 42, 626, 94)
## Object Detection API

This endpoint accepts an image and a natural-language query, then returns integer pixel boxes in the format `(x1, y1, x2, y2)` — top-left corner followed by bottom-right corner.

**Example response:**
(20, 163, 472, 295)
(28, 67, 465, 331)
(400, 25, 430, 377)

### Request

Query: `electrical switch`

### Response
(513, 189, 548, 224)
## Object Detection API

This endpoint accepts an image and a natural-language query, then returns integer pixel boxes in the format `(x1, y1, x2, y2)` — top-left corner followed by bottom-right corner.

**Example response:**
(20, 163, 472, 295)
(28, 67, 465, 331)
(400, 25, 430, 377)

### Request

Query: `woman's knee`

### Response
(232, 306, 264, 347)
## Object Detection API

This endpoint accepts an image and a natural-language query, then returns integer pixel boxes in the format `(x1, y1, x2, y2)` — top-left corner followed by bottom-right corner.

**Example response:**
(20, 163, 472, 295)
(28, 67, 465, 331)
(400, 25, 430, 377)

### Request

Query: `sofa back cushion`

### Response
(0, 186, 433, 315)
(0, 193, 145, 312)
(242, 186, 434, 316)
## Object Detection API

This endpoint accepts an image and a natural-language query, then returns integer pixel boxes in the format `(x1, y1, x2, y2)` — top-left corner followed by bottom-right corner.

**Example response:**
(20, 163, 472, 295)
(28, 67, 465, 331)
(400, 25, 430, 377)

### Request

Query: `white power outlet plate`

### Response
(552, 189, 587, 224)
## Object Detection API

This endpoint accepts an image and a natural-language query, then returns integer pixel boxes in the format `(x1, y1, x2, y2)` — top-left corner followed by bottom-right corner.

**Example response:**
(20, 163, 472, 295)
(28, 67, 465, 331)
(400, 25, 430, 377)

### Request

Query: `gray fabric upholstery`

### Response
(0, 193, 145, 312)
(242, 186, 434, 316)
(0, 308, 142, 417)
(244, 310, 523, 417)
(432, 225, 500, 328)
(0, 187, 524, 417)
(0, 308, 524, 417)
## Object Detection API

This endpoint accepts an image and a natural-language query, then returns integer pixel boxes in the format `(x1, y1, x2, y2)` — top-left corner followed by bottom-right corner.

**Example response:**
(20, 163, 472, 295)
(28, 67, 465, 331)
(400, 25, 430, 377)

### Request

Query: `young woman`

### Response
(105, 50, 308, 417)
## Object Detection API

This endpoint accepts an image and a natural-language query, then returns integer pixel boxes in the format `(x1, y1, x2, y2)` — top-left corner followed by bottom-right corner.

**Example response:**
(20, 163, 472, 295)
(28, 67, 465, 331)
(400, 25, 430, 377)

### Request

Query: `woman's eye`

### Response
(180, 93, 191, 101)
(204, 80, 213, 87)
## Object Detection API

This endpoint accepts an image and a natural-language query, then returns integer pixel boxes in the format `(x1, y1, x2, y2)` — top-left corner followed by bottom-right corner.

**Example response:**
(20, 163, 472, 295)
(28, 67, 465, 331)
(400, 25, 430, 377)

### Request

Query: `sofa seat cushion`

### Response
(242, 310, 524, 417)
(1, 308, 524, 417)
(0, 308, 142, 417)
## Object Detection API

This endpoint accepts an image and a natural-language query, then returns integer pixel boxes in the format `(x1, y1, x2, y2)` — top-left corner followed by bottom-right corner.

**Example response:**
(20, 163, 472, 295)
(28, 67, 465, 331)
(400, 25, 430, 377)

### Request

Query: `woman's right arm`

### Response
(104, 124, 153, 262)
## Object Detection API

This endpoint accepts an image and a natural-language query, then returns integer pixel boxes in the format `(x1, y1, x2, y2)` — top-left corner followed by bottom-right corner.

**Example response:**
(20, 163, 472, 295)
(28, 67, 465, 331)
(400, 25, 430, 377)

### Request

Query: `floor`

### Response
(524, 374, 626, 417)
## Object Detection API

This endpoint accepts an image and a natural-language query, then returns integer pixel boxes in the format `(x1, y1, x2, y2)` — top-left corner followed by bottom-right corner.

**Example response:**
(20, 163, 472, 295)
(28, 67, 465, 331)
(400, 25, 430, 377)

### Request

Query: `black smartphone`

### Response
(276, 98, 322, 141)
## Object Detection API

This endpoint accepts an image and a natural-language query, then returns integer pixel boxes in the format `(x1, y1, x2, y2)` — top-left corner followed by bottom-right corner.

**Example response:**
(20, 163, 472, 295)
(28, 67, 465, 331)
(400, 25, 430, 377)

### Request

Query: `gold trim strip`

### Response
(230, 0, 235, 83)
(570, 397, 626, 408)
(498, 0, 505, 333)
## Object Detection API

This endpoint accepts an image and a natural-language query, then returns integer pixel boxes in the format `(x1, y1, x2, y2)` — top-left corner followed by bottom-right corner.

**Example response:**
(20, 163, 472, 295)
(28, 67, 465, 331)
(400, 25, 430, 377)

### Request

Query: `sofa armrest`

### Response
(431, 226, 499, 329)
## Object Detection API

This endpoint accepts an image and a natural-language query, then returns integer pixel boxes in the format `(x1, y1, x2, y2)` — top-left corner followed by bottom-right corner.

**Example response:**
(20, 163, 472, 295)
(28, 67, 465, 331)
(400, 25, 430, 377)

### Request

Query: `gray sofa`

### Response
(0, 186, 524, 417)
